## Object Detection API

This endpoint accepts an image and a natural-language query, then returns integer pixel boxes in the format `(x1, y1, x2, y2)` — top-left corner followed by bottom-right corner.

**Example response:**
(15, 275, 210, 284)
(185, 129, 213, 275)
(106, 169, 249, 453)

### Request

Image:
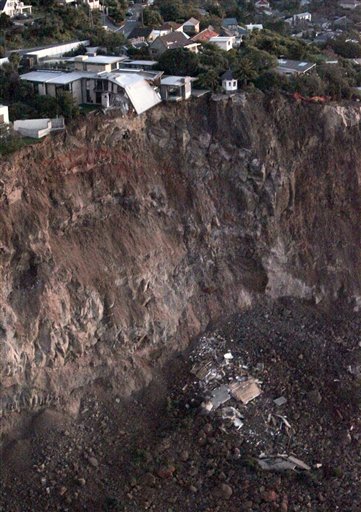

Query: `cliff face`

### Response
(1, 94, 360, 421)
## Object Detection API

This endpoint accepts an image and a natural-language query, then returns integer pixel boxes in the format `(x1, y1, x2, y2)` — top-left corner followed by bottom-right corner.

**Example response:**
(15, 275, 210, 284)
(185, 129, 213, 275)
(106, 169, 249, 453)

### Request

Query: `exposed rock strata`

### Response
(0, 94, 360, 422)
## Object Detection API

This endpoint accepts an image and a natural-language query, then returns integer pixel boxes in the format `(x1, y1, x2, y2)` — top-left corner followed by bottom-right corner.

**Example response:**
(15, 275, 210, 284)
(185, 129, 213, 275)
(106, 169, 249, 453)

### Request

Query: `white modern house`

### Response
(160, 76, 194, 101)
(285, 12, 312, 25)
(0, 0, 32, 18)
(57, 0, 100, 9)
(221, 70, 237, 93)
(20, 69, 162, 115)
(209, 36, 235, 51)
(69, 55, 127, 72)
(245, 24, 263, 31)
(83, 0, 100, 9)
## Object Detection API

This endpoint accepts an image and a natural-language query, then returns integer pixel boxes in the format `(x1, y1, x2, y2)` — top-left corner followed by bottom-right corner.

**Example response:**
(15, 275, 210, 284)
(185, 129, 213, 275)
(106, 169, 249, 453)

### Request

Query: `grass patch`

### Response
(79, 104, 101, 115)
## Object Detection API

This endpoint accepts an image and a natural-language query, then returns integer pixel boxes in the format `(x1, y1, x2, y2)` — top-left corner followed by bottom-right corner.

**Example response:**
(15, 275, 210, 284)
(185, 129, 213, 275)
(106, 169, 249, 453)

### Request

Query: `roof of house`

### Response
(192, 27, 219, 42)
(209, 36, 235, 42)
(183, 17, 200, 26)
(152, 31, 190, 49)
(221, 69, 235, 80)
(161, 76, 191, 86)
(126, 60, 158, 66)
(220, 26, 234, 37)
(294, 11, 312, 17)
(222, 18, 238, 26)
(21, 69, 161, 115)
(161, 21, 181, 30)
(71, 55, 125, 64)
(105, 72, 162, 114)
(277, 59, 316, 74)
(127, 27, 154, 40)
(20, 70, 96, 84)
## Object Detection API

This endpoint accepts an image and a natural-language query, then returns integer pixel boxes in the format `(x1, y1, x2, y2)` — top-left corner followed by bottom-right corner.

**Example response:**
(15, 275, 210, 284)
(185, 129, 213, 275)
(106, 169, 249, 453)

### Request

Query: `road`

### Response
(101, 4, 143, 33)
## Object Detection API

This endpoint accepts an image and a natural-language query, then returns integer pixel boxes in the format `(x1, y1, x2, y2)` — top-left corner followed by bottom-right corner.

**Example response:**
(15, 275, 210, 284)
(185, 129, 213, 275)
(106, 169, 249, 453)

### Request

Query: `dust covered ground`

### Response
(1, 298, 360, 512)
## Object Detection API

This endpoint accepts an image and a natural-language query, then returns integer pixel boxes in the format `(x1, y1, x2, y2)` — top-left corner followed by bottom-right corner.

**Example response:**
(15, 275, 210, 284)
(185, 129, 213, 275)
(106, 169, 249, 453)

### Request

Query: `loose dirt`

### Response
(1, 298, 360, 512)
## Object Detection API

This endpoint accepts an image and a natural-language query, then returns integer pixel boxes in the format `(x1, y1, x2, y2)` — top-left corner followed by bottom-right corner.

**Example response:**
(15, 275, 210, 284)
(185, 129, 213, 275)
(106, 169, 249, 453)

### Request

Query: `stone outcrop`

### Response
(0, 93, 360, 424)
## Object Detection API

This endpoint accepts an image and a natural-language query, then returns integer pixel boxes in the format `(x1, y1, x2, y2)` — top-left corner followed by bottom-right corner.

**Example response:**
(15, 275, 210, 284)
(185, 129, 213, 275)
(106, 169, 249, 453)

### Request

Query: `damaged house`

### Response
(20, 69, 162, 115)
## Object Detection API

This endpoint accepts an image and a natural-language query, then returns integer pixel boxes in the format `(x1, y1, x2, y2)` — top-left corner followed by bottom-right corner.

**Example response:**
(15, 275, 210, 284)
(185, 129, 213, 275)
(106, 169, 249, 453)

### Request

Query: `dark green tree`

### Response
(143, 8, 163, 27)
(158, 48, 199, 76)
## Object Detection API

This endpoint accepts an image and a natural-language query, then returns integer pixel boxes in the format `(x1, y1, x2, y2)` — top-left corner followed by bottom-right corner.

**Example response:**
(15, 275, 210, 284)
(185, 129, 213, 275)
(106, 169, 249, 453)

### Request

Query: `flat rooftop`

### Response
(277, 59, 316, 74)
(71, 55, 127, 64)
(20, 70, 97, 84)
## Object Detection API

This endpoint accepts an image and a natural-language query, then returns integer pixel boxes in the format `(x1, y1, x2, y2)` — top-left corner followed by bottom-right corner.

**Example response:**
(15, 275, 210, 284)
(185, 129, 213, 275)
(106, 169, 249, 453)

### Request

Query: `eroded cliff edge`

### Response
(1, 93, 360, 421)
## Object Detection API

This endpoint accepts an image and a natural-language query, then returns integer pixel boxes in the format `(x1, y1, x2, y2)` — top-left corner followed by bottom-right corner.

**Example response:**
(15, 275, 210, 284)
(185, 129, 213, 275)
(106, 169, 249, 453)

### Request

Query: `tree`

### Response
(0, 13, 11, 30)
(254, 70, 287, 92)
(57, 91, 80, 119)
(8, 52, 21, 71)
(143, 8, 163, 28)
(157, 0, 185, 22)
(31, 95, 59, 118)
(233, 57, 258, 85)
(158, 48, 199, 76)
(196, 68, 221, 91)
(330, 39, 361, 59)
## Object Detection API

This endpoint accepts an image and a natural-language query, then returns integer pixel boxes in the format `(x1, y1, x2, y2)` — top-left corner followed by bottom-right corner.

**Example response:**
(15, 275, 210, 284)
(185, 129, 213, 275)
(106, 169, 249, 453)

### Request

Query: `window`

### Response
(0, 115, 4, 124)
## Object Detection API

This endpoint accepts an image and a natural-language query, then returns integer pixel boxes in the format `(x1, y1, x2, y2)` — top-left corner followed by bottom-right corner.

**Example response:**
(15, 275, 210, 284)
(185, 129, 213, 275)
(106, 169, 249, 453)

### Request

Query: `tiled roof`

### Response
(192, 28, 219, 42)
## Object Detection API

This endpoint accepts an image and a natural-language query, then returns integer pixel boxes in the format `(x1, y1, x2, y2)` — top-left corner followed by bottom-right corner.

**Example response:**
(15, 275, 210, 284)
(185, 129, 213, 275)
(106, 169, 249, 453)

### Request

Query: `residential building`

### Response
(246, 24, 263, 31)
(276, 59, 316, 75)
(20, 69, 162, 115)
(0, 57, 9, 68)
(127, 27, 158, 43)
(333, 16, 350, 28)
(57, 0, 76, 5)
(182, 17, 200, 35)
(122, 60, 159, 71)
(285, 12, 312, 25)
(255, 0, 270, 10)
(149, 32, 199, 58)
(160, 76, 193, 101)
(339, 0, 361, 9)
(70, 55, 127, 73)
(209, 36, 235, 52)
(220, 25, 248, 45)
(161, 21, 183, 32)
(82, 0, 100, 9)
(191, 27, 219, 43)
(222, 18, 238, 31)
(57, 0, 100, 8)
(0, 0, 32, 18)
(221, 69, 237, 93)
(0, 105, 9, 125)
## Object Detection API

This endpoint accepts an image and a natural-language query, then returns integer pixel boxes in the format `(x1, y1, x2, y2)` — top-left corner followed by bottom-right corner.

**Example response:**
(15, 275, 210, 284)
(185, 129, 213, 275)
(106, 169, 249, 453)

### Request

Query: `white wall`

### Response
(0, 105, 9, 124)
(26, 40, 89, 61)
